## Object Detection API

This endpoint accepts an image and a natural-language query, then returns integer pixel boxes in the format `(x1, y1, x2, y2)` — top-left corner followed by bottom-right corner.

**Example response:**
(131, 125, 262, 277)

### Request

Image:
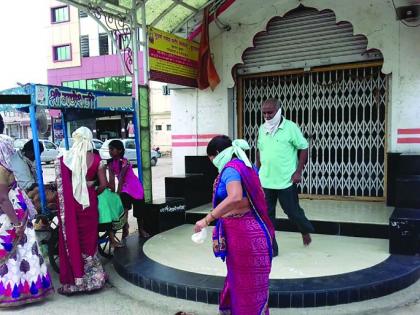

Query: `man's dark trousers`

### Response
(264, 184, 315, 256)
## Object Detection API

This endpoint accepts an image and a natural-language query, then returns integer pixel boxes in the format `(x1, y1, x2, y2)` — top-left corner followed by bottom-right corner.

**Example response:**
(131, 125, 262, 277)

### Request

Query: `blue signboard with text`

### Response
(35, 84, 134, 112)
(1, 84, 134, 113)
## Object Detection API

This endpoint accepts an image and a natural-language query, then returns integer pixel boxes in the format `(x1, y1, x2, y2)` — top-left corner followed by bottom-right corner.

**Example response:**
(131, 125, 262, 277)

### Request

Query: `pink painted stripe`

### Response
(172, 133, 219, 140)
(398, 128, 420, 135)
(172, 141, 209, 147)
(149, 48, 198, 68)
(397, 138, 420, 144)
(172, 135, 195, 139)
(198, 134, 219, 139)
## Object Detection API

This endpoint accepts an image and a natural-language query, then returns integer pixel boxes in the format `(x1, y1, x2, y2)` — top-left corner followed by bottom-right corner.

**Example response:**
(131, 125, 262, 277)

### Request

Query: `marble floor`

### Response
(143, 224, 389, 279)
(188, 199, 393, 225)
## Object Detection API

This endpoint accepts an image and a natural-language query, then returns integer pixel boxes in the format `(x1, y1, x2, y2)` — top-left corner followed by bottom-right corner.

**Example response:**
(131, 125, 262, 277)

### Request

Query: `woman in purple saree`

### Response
(55, 127, 107, 295)
(0, 135, 53, 306)
(194, 135, 275, 315)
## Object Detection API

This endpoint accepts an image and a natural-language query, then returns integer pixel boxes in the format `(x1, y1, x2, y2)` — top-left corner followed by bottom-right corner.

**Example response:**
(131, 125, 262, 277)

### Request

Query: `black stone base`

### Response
(114, 232, 420, 308)
(395, 176, 420, 208)
(387, 153, 420, 207)
(141, 198, 186, 236)
(390, 208, 420, 255)
(165, 174, 212, 210)
(185, 212, 389, 239)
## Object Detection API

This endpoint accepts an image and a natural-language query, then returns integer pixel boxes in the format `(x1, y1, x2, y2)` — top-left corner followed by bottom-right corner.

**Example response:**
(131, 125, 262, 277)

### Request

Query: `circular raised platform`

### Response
(113, 225, 420, 308)
(143, 225, 389, 279)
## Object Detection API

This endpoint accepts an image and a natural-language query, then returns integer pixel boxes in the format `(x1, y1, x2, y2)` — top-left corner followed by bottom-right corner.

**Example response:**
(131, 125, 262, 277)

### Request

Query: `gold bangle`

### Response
(13, 222, 23, 228)
(210, 212, 217, 220)
(204, 217, 210, 226)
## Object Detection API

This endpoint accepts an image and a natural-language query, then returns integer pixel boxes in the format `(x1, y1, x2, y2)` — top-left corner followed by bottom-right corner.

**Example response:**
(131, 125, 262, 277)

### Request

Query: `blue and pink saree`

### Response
(212, 159, 275, 315)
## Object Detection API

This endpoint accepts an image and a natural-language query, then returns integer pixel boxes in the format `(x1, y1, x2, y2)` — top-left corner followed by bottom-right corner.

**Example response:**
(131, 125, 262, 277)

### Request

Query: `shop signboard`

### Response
(148, 27, 199, 87)
(34, 85, 133, 112)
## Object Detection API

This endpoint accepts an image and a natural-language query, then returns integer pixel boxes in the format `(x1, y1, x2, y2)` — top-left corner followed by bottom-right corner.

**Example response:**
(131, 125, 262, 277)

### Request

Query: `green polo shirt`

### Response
(257, 118, 308, 189)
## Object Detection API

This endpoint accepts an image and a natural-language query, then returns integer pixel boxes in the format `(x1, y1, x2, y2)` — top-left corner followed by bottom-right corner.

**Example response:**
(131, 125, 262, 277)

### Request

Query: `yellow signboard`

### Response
(148, 27, 199, 87)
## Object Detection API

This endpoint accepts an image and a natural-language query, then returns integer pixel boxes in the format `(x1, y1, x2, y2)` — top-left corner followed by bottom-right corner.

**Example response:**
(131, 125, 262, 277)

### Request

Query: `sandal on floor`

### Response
(57, 287, 77, 296)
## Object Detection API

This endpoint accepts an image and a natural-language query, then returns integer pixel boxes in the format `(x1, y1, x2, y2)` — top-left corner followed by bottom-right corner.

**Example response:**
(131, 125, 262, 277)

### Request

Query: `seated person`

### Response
(10, 140, 57, 212)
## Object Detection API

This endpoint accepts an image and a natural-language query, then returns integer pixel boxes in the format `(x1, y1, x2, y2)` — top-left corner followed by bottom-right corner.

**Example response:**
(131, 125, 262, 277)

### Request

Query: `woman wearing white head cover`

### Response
(194, 135, 274, 314)
(192, 139, 252, 244)
(211, 139, 253, 172)
(56, 126, 107, 295)
(63, 126, 93, 209)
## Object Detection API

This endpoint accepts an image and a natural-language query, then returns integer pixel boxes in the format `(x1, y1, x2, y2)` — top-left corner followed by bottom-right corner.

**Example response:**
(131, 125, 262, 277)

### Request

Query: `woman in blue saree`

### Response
(194, 135, 275, 315)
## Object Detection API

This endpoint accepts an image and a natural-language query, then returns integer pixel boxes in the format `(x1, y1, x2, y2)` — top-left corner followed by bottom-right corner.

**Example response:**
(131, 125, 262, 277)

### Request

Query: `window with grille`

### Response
(51, 6, 69, 23)
(99, 33, 109, 56)
(155, 125, 162, 131)
(80, 35, 89, 57)
(166, 125, 171, 131)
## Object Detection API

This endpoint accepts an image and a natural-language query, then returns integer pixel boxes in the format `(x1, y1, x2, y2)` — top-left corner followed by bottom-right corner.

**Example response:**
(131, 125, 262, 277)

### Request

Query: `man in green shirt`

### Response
(257, 98, 314, 256)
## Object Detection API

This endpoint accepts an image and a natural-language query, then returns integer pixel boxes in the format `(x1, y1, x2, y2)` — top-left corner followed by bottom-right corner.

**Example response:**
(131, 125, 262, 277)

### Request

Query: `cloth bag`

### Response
(98, 188, 124, 226)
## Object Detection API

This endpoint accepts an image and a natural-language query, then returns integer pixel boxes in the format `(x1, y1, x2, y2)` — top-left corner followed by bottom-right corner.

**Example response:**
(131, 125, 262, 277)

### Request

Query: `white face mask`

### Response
(263, 107, 282, 136)
(211, 139, 253, 173)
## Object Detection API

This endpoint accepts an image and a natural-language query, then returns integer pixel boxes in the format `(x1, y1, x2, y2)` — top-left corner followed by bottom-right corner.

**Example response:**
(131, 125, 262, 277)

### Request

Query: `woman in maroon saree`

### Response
(55, 127, 107, 295)
(194, 135, 275, 315)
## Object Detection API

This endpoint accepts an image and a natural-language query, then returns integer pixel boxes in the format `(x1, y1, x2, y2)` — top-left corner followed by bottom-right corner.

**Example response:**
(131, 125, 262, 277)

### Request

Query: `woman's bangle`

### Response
(204, 217, 210, 226)
(13, 222, 23, 228)
(210, 212, 217, 220)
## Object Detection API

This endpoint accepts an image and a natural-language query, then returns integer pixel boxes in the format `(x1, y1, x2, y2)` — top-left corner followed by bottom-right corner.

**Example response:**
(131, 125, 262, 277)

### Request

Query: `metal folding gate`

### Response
(239, 63, 387, 199)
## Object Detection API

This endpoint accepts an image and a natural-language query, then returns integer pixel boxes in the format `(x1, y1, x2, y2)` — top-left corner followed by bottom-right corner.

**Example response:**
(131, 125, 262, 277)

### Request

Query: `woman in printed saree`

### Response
(0, 135, 53, 307)
(56, 127, 107, 295)
(194, 135, 275, 315)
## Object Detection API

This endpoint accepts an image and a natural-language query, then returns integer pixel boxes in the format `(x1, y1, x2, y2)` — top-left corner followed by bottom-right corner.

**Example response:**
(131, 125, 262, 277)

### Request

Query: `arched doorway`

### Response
(236, 6, 388, 200)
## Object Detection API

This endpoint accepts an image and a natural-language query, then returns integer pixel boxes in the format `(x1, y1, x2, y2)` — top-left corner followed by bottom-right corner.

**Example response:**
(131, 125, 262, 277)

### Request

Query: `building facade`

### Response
(170, 0, 420, 202)
(46, 1, 172, 151)
(150, 81, 172, 154)
(1, 110, 52, 141)
(2, 111, 32, 139)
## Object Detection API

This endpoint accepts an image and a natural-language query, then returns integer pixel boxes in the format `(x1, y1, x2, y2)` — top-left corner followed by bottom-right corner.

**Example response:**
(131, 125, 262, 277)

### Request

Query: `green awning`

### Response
(61, 0, 227, 34)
